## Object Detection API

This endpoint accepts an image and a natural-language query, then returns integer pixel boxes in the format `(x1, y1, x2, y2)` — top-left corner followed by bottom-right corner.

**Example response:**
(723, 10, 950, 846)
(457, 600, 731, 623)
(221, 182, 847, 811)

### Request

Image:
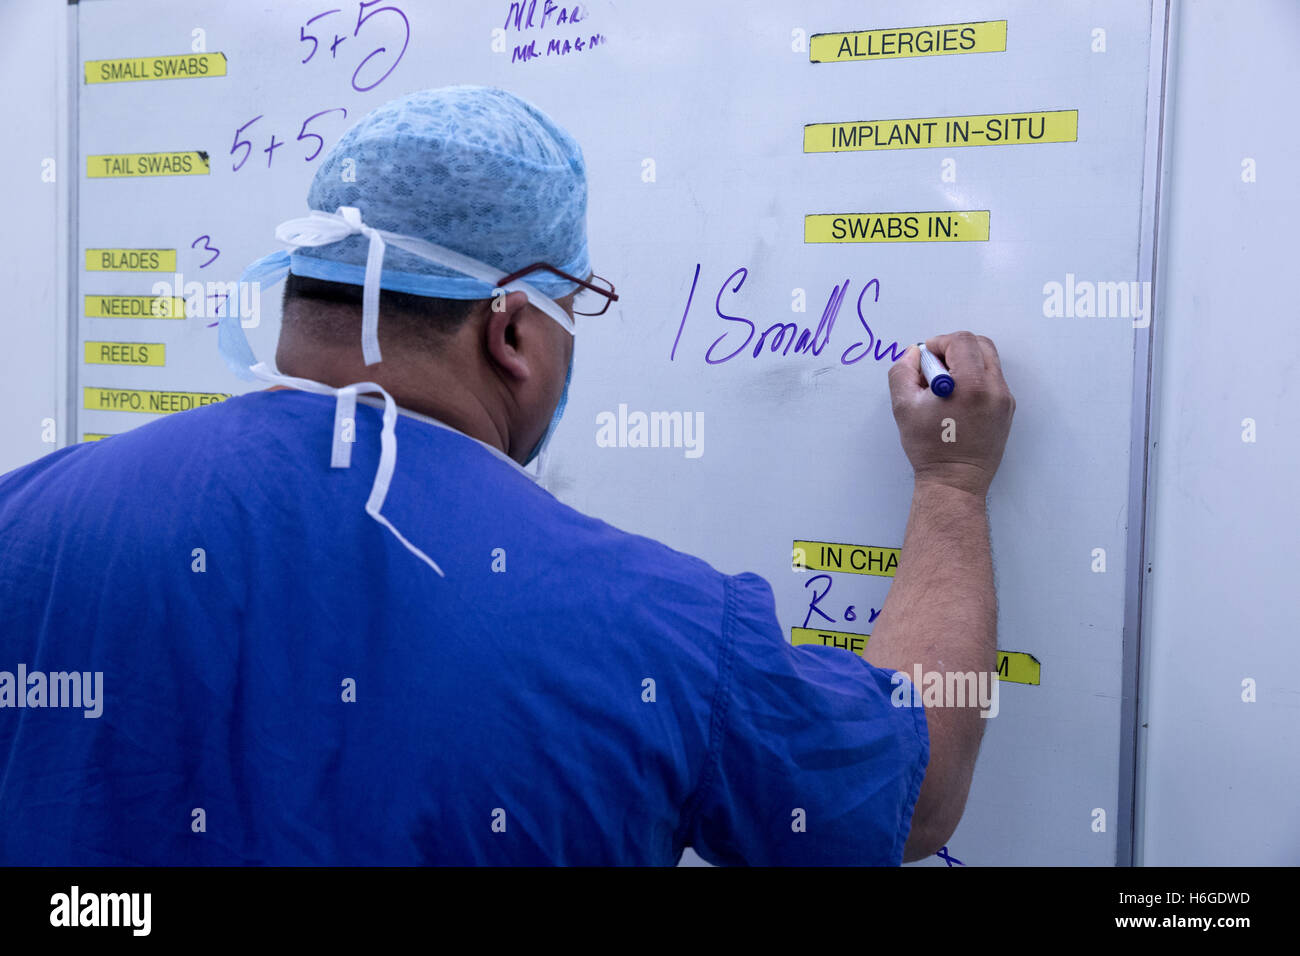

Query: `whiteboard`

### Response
(72, 0, 1165, 865)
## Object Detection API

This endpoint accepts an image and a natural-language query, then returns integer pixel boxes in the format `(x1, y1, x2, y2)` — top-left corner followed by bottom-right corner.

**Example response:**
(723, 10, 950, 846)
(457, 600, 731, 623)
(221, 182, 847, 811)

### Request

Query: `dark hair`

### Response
(281, 272, 483, 348)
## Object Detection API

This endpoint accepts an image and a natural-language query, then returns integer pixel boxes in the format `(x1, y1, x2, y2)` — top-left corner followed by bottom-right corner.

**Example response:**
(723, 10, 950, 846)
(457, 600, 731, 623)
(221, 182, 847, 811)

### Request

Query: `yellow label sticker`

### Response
(84, 249, 177, 272)
(81, 434, 112, 442)
(811, 20, 1006, 62)
(87, 152, 210, 178)
(805, 110, 1077, 152)
(996, 651, 1041, 686)
(793, 539, 899, 577)
(84, 52, 227, 84)
(792, 626, 871, 655)
(793, 629, 1041, 686)
(84, 295, 186, 318)
(805, 211, 990, 243)
(83, 387, 230, 414)
(83, 341, 165, 366)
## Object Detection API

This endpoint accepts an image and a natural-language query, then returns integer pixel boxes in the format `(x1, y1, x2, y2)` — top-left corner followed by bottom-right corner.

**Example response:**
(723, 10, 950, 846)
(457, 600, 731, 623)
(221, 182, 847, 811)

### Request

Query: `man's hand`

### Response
(888, 332, 1016, 498)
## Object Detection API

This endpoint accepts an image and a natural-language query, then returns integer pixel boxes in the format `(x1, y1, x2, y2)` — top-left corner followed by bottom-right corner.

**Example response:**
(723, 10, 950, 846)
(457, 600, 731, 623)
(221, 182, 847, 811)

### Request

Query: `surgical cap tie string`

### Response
(274, 206, 577, 347)
(219, 204, 577, 579)
(246, 361, 445, 577)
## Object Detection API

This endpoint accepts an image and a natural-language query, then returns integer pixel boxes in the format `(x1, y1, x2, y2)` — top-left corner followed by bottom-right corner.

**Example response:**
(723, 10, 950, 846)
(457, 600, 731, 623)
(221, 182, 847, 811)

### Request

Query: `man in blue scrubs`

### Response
(0, 87, 1014, 864)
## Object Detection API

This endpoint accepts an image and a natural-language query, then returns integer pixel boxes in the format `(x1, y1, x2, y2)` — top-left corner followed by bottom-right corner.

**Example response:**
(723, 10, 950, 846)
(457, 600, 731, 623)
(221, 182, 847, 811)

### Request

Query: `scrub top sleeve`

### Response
(682, 572, 929, 866)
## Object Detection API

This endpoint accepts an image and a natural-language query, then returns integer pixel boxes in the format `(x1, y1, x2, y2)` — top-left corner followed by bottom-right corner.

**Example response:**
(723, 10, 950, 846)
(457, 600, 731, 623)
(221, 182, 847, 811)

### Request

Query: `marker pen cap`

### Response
(917, 344, 956, 398)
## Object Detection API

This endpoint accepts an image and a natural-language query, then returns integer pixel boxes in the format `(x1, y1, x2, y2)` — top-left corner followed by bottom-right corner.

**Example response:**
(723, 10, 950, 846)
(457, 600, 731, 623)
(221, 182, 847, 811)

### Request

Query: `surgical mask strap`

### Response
(526, 338, 573, 468)
(219, 249, 290, 382)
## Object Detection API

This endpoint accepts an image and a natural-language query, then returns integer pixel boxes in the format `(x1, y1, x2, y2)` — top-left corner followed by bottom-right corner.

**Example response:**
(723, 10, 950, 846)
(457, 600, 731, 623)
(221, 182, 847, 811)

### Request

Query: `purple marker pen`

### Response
(917, 343, 955, 397)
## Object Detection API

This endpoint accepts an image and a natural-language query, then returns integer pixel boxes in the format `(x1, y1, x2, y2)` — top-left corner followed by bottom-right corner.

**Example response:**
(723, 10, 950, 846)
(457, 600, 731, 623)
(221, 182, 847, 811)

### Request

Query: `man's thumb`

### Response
(888, 344, 927, 395)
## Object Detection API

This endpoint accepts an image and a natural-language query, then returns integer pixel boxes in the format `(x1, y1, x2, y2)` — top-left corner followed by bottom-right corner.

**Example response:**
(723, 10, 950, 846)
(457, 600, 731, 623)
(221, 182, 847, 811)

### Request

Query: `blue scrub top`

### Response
(0, 390, 927, 865)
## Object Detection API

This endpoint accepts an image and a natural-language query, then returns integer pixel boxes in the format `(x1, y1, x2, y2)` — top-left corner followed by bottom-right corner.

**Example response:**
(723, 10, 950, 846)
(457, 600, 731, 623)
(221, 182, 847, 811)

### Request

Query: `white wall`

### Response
(0, 1, 67, 473)
(1137, 0, 1300, 864)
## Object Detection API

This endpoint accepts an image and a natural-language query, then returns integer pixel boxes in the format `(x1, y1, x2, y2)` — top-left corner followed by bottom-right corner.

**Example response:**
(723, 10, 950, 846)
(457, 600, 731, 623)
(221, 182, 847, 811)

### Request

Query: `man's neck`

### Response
(275, 342, 512, 457)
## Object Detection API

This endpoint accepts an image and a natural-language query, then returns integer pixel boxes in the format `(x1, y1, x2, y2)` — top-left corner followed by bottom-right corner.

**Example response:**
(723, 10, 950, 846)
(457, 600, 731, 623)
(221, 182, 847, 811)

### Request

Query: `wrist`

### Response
(912, 474, 989, 504)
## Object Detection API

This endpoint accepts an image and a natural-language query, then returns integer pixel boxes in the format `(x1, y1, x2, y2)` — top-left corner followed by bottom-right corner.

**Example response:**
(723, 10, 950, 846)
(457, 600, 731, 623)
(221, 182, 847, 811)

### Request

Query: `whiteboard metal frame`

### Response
(1119, 0, 1173, 868)
(59, 1, 79, 447)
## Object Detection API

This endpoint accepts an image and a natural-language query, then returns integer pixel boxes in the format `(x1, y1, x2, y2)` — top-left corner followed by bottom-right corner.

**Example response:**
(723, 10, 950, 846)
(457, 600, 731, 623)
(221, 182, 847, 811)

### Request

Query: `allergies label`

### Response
(83, 387, 230, 414)
(810, 20, 1007, 62)
(84, 53, 227, 83)
(87, 152, 210, 178)
(84, 250, 177, 272)
(805, 110, 1078, 152)
(84, 342, 165, 366)
(805, 211, 990, 243)
(793, 540, 900, 577)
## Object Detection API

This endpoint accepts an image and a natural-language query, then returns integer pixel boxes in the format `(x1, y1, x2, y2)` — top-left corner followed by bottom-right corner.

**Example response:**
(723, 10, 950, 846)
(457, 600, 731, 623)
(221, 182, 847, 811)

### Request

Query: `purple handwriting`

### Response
(802, 574, 882, 630)
(191, 235, 219, 269)
(672, 264, 909, 368)
(231, 108, 348, 172)
(503, 1, 604, 62)
(511, 32, 606, 62)
(503, 1, 586, 31)
(204, 291, 228, 328)
(300, 10, 343, 62)
(301, 2, 410, 92)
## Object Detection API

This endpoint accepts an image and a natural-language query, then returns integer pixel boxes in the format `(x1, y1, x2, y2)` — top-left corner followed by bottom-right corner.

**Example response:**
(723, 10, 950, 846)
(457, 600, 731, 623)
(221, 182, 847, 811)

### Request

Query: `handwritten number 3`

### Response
(191, 236, 219, 269)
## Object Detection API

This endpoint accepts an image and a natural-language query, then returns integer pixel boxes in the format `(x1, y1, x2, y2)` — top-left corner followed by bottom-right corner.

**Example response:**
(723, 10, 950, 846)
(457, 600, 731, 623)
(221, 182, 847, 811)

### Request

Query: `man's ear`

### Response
(483, 290, 535, 382)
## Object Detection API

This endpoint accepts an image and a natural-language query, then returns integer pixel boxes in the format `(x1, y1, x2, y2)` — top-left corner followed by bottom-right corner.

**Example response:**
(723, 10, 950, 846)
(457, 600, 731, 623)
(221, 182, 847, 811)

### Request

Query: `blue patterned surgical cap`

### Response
(291, 86, 589, 300)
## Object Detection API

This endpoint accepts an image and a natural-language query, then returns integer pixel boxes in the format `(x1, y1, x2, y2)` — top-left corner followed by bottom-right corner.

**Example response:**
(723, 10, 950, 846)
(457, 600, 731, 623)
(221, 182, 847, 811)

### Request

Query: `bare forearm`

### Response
(867, 477, 997, 854)
(870, 478, 996, 677)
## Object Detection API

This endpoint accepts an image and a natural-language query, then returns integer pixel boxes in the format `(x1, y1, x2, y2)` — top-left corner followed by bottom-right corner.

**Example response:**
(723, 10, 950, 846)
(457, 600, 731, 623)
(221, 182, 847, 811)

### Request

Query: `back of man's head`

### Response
(281, 85, 589, 351)
(280, 272, 480, 356)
